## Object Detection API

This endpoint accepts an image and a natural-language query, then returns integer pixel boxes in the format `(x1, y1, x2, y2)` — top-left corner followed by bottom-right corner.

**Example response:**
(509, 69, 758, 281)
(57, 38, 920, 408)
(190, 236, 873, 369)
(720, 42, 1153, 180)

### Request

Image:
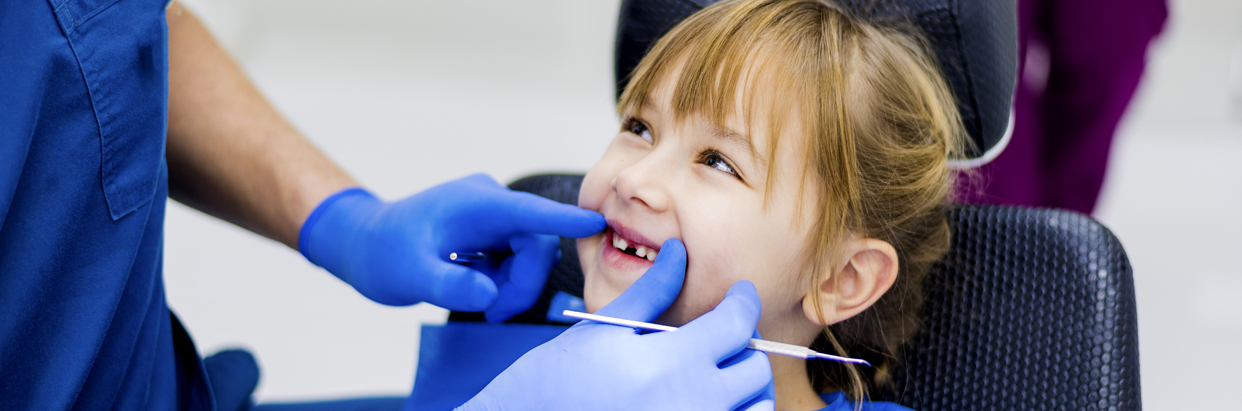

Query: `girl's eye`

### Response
(700, 150, 740, 179)
(623, 118, 654, 144)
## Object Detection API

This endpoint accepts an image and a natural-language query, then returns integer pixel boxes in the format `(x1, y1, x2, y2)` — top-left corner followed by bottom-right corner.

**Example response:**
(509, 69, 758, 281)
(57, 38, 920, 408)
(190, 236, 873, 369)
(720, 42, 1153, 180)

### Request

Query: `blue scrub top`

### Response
(0, 0, 213, 409)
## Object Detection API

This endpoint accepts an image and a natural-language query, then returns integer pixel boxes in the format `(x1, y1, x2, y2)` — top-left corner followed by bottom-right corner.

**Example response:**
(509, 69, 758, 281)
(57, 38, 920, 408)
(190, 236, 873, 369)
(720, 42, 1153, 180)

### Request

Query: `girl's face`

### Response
(576, 74, 823, 339)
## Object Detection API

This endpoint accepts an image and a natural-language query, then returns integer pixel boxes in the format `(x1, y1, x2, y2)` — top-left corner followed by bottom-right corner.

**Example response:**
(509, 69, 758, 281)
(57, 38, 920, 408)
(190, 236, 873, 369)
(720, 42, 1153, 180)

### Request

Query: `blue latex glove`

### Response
(299, 174, 605, 322)
(457, 239, 776, 411)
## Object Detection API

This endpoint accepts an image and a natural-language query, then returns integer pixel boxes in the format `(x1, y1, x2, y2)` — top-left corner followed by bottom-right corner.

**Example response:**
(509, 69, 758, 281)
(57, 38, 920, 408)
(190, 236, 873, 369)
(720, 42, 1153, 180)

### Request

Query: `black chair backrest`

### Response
(449, 174, 1140, 411)
(612, 0, 1017, 162)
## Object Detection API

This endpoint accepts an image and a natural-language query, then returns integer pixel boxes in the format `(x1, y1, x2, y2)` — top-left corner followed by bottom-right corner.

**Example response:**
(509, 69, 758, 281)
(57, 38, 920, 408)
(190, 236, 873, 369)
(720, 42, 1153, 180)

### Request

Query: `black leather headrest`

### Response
(614, 0, 1017, 163)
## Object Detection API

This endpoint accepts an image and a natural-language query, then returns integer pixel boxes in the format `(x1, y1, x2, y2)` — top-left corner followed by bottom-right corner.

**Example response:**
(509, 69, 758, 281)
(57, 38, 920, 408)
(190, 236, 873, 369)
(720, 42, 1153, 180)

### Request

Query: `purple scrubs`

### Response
(965, 0, 1168, 214)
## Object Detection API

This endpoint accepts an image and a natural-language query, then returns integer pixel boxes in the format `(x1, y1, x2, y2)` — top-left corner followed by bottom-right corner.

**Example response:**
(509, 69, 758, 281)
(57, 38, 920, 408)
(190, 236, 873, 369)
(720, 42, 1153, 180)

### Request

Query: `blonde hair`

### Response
(617, 0, 968, 401)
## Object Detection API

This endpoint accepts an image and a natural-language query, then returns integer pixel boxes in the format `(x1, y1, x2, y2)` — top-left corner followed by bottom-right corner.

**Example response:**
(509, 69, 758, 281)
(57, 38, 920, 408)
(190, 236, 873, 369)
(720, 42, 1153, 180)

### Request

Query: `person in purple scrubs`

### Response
(965, 0, 1168, 214)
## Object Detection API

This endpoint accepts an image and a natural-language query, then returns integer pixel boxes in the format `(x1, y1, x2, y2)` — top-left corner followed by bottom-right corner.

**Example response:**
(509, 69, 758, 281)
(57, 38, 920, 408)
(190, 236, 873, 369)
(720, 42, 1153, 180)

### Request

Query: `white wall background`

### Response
(164, 0, 1242, 407)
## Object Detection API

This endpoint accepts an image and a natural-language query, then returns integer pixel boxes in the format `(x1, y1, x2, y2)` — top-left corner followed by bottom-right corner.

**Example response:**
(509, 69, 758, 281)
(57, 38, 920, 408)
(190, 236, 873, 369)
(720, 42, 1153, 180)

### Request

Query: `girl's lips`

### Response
(607, 220, 661, 252)
(600, 228, 656, 272)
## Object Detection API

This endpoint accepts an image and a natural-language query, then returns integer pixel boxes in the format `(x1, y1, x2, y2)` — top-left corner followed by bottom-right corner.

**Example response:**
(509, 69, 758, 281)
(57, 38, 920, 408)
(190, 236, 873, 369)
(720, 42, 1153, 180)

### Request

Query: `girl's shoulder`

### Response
(817, 392, 915, 411)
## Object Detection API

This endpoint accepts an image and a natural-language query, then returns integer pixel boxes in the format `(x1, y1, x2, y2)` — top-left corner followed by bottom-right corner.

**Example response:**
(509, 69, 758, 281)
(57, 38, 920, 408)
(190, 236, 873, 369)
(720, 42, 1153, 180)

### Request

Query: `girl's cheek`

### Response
(580, 146, 637, 210)
(578, 160, 616, 210)
(681, 233, 737, 310)
(578, 174, 611, 211)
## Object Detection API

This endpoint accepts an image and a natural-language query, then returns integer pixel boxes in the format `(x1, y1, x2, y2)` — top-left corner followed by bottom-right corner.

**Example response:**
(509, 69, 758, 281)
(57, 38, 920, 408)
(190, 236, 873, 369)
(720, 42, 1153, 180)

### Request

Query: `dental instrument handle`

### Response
(562, 310, 870, 366)
(565, 310, 678, 332)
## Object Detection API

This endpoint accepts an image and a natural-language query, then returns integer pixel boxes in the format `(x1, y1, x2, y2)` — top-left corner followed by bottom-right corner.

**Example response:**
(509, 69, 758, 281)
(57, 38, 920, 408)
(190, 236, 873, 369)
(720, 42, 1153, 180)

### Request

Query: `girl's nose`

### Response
(611, 153, 671, 213)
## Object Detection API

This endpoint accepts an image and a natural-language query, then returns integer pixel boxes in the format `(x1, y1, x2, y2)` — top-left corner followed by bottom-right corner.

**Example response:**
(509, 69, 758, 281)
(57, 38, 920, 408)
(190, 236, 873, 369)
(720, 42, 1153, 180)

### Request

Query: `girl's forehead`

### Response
(640, 45, 793, 118)
(633, 51, 802, 134)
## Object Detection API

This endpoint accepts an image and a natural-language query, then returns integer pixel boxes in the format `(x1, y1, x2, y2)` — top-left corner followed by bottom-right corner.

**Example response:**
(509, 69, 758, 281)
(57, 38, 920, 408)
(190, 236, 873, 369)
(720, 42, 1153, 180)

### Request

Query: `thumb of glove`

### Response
(594, 238, 686, 322)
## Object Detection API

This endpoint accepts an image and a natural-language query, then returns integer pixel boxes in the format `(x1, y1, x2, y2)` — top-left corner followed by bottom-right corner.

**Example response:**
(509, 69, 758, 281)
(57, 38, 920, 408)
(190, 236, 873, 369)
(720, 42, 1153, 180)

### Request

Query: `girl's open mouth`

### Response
(609, 229, 658, 261)
(600, 224, 661, 271)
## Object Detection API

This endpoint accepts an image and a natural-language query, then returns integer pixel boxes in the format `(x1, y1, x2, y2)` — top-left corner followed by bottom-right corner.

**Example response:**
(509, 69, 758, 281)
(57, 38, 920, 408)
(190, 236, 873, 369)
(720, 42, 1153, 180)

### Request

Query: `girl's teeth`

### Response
(610, 231, 657, 261)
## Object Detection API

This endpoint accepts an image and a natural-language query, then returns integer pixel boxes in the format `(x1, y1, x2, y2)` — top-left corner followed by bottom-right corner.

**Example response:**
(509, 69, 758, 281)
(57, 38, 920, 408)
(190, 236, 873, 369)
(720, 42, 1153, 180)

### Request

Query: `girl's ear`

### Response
(802, 238, 899, 326)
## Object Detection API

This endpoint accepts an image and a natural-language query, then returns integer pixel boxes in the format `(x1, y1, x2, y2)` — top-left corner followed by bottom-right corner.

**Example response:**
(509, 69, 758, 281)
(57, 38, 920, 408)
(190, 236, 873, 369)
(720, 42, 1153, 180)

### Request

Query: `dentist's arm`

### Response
(166, 2, 353, 246)
(165, 3, 603, 319)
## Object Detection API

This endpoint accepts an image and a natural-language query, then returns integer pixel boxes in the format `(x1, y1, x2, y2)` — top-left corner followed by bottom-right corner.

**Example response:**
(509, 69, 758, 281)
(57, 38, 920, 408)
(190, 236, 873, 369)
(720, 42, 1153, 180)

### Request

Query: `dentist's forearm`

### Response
(164, 2, 356, 248)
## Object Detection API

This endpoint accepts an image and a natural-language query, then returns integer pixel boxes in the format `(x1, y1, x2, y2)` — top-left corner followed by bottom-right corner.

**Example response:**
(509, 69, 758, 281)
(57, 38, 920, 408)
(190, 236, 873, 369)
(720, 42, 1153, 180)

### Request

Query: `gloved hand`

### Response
(299, 173, 605, 322)
(457, 239, 776, 411)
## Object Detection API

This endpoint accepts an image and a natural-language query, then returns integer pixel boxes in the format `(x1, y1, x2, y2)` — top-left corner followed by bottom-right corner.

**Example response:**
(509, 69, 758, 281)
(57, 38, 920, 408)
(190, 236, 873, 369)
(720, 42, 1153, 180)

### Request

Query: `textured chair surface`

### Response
(449, 173, 1141, 411)
(613, 0, 1017, 162)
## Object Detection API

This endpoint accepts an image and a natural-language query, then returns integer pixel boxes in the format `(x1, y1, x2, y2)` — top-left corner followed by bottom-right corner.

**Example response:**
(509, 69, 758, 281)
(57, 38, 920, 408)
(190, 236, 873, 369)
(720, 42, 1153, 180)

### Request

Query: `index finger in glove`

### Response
(673, 280, 763, 363)
(472, 189, 605, 239)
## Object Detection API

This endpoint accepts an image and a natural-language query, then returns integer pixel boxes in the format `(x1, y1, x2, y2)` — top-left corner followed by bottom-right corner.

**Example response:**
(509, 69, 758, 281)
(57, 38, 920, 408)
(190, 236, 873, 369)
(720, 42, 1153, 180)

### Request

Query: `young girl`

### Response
(574, 0, 966, 409)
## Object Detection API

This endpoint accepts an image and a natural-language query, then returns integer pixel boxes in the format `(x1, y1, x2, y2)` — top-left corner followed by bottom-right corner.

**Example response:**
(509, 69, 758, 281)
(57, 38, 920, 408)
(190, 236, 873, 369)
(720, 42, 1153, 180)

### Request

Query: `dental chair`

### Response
(418, 1, 1141, 410)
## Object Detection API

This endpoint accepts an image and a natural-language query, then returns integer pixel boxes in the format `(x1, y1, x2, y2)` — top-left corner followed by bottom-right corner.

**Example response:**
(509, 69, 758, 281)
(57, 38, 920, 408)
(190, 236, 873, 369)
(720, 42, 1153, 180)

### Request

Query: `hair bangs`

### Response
(617, 1, 829, 207)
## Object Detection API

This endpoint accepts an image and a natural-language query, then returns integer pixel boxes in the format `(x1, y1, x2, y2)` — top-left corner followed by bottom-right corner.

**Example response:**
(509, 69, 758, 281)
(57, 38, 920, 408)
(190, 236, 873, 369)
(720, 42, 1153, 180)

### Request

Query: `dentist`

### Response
(0, 1, 772, 410)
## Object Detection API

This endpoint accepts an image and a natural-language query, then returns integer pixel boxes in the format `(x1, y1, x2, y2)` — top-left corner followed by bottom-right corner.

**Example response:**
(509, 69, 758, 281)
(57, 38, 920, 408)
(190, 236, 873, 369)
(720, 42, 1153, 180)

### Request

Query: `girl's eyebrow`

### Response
(639, 100, 661, 116)
(710, 125, 767, 170)
(637, 98, 767, 169)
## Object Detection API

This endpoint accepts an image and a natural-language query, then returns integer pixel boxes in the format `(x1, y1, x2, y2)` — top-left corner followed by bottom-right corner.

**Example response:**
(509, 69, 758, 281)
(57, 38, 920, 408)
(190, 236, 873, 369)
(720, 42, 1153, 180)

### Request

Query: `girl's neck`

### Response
(770, 354, 828, 411)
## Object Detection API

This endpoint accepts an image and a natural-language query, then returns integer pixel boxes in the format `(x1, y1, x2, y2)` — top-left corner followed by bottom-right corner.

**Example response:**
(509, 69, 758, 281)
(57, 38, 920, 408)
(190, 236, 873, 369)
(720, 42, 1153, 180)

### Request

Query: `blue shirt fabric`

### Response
(817, 392, 913, 411)
(0, 0, 212, 409)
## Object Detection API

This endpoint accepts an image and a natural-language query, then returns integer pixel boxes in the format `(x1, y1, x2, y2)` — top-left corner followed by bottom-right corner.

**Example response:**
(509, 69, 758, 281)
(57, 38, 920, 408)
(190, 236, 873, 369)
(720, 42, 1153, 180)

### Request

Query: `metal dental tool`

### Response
(448, 252, 489, 264)
(561, 310, 871, 366)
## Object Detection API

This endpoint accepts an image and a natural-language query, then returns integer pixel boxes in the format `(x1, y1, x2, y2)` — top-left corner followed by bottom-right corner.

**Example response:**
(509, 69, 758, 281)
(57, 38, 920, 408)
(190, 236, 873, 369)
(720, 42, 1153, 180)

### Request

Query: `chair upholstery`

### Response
(612, 0, 1018, 162)
(449, 173, 1141, 411)
(876, 205, 1140, 410)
